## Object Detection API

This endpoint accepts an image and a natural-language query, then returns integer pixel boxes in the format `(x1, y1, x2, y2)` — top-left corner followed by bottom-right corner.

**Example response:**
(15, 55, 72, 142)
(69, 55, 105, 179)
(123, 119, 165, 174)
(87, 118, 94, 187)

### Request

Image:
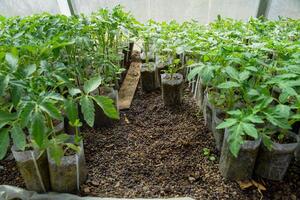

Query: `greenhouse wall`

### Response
(0, 0, 300, 22)
(72, 0, 260, 23)
(267, 0, 300, 19)
(0, 0, 60, 16)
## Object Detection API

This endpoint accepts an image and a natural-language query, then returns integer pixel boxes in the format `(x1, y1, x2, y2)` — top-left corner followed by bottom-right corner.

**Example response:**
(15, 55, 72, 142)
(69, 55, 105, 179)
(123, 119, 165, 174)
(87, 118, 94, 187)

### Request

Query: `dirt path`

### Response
(1, 85, 299, 199)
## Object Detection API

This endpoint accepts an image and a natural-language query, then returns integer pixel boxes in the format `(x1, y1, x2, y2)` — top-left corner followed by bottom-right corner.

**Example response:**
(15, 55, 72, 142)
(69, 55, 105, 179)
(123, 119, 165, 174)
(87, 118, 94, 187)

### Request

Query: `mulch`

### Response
(1, 85, 299, 200)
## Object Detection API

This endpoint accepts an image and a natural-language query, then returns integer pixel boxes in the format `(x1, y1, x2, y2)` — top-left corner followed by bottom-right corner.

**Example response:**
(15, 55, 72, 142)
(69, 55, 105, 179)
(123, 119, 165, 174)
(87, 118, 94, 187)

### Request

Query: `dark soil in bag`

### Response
(161, 73, 183, 106)
(255, 132, 299, 181)
(141, 64, 158, 92)
(48, 139, 87, 193)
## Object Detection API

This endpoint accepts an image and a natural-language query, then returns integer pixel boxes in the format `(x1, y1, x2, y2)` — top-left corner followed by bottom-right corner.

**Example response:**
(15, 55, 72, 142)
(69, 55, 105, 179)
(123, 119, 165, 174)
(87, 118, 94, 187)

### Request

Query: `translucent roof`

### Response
(0, 0, 299, 23)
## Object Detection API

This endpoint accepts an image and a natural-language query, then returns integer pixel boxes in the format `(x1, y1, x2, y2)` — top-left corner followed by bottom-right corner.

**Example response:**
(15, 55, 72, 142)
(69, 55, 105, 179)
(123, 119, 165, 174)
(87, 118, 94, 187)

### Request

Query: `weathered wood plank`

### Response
(118, 62, 141, 110)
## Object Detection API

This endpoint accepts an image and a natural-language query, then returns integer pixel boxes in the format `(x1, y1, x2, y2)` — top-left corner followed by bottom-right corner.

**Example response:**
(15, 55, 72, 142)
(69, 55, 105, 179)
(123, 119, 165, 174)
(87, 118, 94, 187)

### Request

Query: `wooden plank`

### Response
(118, 62, 141, 110)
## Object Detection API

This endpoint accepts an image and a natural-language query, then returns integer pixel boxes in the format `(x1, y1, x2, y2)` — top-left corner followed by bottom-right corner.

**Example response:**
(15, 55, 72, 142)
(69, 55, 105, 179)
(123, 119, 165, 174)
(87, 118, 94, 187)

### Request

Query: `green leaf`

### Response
(92, 95, 119, 120)
(69, 88, 82, 96)
(242, 123, 258, 139)
(262, 134, 272, 150)
(64, 99, 78, 124)
(0, 128, 10, 160)
(239, 71, 250, 81)
(19, 103, 34, 128)
(216, 118, 237, 129)
(66, 143, 80, 153)
(248, 89, 259, 96)
(228, 124, 243, 157)
(229, 138, 241, 158)
(283, 87, 297, 96)
(217, 81, 240, 89)
(11, 86, 22, 107)
(83, 76, 102, 94)
(225, 66, 239, 80)
(11, 124, 26, 151)
(49, 144, 64, 165)
(55, 134, 70, 143)
(30, 112, 46, 148)
(0, 75, 9, 96)
(23, 64, 36, 77)
(187, 64, 204, 81)
(264, 112, 291, 129)
(227, 110, 242, 116)
(5, 53, 18, 71)
(80, 96, 95, 127)
(0, 110, 17, 123)
(245, 115, 264, 123)
(275, 104, 290, 119)
(40, 102, 62, 120)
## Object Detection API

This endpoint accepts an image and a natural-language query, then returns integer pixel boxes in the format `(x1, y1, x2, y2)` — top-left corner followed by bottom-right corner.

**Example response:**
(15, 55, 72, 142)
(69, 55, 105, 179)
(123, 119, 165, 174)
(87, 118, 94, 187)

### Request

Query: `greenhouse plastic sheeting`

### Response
(0, 0, 60, 16)
(0, 185, 194, 200)
(72, 0, 260, 23)
(267, 0, 300, 19)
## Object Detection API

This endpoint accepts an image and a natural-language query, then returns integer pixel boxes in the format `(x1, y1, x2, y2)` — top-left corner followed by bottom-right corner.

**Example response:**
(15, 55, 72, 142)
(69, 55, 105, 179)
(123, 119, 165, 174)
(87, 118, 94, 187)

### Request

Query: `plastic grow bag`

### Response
(47, 139, 87, 193)
(202, 92, 213, 132)
(211, 109, 225, 151)
(219, 129, 261, 180)
(0, 185, 195, 200)
(161, 73, 183, 106)
(11, 147, 50, 193)
(255, 132, 299, 181)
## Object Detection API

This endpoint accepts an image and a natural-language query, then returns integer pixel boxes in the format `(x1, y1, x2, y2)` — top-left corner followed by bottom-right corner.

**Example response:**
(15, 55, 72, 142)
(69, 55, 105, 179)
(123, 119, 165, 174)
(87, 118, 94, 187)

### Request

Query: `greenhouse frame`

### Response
(0, 0, 300, 199)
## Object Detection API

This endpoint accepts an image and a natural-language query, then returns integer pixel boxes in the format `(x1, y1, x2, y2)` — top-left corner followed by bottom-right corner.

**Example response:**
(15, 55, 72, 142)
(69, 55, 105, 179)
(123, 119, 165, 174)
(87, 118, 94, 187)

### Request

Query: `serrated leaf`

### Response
(245, 115, 264, 123)
(49, 144, 64, 165)
(66, 143, 80, 153)
(217, 81, 240, 89)
(225, 66, 239, 80)
(23, 64, 36, 77)
(30, 112, 46, 148)
(262, 134, 272, 150)
(55, 134, 70, 143)
(248, 89, 259, 96)
(83, 76, 102, 94)
(0, 128, 10, 160)
(11, 124, 26, 151)
(69, 88, 81, 96)
(264, 112, 291, 129)
(80, 96, 95, 127)
(216, 118, 237, 129)
(5, 53, 18, 71)
(40, 101, 62, 120)
(187, 64, 204, 81)
(227, 110, 242, 116)
(229, 138, 242, 158)
(242, 123, 258, 139)
(64, 99, 78, 124)
(239, 71, 250, 81)
(11, 86, 22, 107)
(0, 75, 9, 96)
(92, 95, 119, 120)
(275, 104, 290, 119)
(0, 110, 17, 122)
(19, 103, 34, 128)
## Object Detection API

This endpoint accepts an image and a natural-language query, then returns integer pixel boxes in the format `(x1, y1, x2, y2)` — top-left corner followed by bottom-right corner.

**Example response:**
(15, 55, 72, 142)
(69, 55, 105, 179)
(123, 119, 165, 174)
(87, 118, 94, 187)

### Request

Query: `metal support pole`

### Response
(57, 0, 75, 16)
(257, 0, 272, 18)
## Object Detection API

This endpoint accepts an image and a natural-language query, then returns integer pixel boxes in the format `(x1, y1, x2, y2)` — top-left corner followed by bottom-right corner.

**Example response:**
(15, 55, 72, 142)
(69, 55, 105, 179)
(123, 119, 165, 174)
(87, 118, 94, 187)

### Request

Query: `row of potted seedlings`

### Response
(188, 17, 300, 181)
(139, 21, 189, 106)
(0, 6, 138, 193)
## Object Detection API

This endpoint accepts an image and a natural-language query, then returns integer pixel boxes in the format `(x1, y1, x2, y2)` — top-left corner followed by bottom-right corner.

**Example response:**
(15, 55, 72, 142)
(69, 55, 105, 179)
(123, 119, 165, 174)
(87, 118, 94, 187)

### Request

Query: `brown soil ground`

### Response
(0, 85, 299, 200)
